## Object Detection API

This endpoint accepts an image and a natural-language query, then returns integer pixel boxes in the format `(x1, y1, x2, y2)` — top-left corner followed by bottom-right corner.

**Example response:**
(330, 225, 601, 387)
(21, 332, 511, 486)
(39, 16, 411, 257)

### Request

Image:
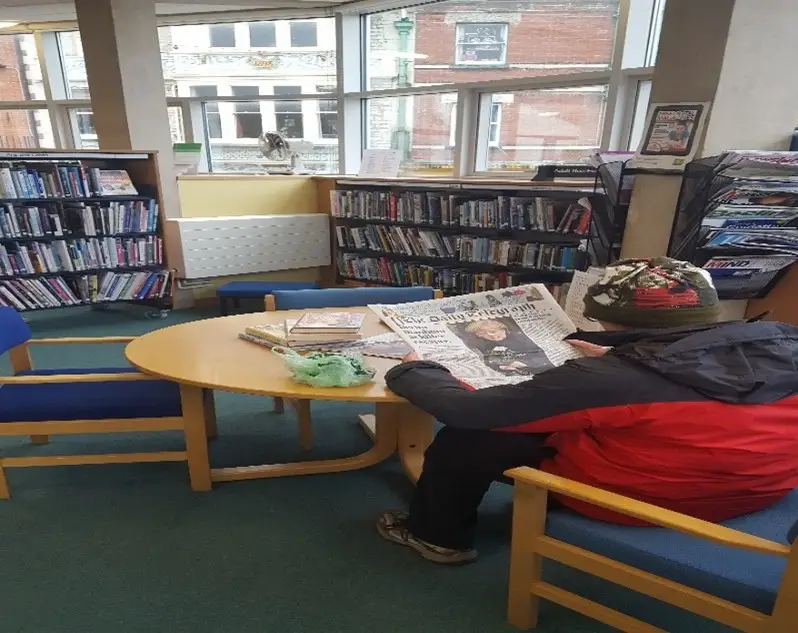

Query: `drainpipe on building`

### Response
(392, 15, 413, 163)
(13, 37, 37, 149)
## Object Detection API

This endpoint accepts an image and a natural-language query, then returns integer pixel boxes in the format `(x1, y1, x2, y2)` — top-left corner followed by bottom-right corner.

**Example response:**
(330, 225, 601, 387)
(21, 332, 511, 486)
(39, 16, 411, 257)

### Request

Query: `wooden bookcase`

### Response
(0, 149, 173, 313)
(328, 177, 618, 296)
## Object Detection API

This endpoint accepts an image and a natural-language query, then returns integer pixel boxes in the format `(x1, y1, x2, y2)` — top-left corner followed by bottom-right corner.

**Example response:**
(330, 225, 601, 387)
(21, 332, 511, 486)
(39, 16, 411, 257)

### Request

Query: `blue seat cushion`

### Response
(546, 488, 798, 614)
(216, 281, 319, 298)
(0, 367, 181, 422)
(272, 286, 435, 310)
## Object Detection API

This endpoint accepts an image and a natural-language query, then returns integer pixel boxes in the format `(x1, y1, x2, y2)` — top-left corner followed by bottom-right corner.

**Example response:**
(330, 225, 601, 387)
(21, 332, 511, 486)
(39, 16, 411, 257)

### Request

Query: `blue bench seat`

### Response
(216, 281, 319, 315)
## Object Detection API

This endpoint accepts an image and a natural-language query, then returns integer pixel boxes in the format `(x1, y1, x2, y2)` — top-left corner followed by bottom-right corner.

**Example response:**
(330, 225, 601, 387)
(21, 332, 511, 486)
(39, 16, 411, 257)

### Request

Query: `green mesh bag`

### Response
(272, 347, 376, 388)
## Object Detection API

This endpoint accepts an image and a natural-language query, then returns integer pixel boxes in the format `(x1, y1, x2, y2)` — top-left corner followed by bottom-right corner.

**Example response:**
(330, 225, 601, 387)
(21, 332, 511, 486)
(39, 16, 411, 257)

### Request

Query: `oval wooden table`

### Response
(125, 308, 434, 490)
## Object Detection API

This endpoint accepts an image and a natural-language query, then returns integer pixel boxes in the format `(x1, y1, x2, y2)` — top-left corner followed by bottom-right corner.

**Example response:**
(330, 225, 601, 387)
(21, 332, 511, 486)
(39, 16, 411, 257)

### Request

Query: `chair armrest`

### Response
(28, 336, 136, 345)
(506, 467, 790, 557)
(0, 372, 159, 385)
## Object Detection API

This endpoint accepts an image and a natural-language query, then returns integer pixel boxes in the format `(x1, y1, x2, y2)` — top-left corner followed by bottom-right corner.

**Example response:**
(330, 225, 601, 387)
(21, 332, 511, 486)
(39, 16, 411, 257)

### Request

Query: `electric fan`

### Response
(258, 131, 314, 174)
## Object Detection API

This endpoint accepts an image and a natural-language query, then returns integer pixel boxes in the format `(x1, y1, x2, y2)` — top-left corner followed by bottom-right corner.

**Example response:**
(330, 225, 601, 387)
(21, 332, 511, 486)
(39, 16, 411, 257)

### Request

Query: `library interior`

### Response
(1, 0, 797, 632)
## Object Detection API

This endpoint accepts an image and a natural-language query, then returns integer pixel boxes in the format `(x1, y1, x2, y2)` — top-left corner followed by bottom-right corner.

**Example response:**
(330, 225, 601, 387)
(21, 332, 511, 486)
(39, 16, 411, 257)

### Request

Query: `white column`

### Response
(622, 0, 798, 259)
(74, 0, 181, 218)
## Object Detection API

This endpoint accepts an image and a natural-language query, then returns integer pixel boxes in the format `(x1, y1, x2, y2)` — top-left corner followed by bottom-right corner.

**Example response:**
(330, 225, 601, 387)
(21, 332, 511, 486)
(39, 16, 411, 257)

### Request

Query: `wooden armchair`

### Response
(505, 467, 797, 633)
(0, 307, 211, 498)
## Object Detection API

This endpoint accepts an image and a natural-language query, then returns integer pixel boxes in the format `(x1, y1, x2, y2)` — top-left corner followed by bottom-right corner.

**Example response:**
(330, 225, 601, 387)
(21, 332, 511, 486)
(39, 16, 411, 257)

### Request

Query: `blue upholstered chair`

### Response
(505, 468, 798, 632)
(265, 286, 441, 450)
(0, 307, 211, 498)
(217, 281, 319, 315)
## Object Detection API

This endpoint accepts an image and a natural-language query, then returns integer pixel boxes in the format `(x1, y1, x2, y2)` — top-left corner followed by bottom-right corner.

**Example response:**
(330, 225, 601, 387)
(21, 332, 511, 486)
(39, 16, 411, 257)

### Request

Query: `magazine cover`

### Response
(631, 102, 709, 171)
(374, 284, 582, 389)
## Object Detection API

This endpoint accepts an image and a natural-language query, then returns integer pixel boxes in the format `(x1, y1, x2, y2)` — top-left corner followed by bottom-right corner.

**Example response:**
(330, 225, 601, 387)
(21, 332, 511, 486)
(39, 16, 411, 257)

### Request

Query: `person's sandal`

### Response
(376, 510, 477, 565)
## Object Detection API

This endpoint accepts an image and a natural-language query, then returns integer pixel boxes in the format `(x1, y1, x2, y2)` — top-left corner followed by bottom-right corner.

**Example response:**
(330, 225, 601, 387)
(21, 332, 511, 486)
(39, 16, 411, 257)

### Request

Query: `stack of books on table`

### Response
(239, 312, 365, 350)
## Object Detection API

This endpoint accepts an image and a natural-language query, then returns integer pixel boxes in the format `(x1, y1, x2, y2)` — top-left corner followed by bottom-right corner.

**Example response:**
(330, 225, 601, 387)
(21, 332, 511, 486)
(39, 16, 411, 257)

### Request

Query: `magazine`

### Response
(240, 331, 410, 358)
(703, 255, 796, 298)
(564, 268, 603, 332)
(372, 284, 582, 389)
(630, 102, 709, 171)
(291, 311, 365, 332)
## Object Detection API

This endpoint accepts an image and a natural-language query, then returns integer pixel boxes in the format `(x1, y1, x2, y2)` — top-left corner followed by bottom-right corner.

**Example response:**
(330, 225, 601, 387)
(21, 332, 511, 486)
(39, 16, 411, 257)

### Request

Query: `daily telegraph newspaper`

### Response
(371, 285, 582, 389)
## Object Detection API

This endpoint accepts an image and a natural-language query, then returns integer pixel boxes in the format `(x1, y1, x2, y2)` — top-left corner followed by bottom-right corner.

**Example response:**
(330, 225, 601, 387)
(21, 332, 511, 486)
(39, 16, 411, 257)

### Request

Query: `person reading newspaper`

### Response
(377, 258, 798, 565)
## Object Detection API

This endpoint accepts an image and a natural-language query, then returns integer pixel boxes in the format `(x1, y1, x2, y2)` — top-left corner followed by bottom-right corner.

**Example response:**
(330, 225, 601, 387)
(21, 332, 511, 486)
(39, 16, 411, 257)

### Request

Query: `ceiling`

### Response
(0, 0, 342, 25)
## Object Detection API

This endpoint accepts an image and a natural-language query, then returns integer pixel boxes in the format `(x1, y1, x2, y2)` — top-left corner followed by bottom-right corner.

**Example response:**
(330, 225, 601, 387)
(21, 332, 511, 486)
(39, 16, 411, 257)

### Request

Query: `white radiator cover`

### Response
(167, 214, 331, 279)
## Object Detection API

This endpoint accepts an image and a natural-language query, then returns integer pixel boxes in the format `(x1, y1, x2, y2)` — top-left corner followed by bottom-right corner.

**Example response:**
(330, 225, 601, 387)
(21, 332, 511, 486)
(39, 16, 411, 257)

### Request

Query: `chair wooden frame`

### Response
(505, 467, 798, 633)
(264, 288, 443, 451)
(0, 336, 212, 499)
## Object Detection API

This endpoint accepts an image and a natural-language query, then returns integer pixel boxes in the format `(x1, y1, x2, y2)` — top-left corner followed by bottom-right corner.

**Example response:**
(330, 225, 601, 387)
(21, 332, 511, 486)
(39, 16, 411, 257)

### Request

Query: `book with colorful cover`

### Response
(291, 311, 365, 333)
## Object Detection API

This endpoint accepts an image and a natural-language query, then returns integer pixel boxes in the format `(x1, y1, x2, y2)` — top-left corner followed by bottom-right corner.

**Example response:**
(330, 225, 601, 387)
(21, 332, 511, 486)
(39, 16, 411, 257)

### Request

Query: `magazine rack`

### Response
(667, 154, 797, 300)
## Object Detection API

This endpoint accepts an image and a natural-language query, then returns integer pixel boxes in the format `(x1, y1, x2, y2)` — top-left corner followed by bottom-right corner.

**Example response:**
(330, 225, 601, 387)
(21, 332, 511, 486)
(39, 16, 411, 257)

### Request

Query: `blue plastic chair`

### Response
(505, 468, 798, 632)
(265, 286, 440, 450)
(0, 307, 211, 498)
(217, 281, 319, 315)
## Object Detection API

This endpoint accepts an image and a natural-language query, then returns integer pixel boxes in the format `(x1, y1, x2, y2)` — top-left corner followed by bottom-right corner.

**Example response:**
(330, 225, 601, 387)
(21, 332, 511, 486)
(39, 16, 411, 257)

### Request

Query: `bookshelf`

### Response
(0, 150, 173, 313)
(328, 177, 621, 296)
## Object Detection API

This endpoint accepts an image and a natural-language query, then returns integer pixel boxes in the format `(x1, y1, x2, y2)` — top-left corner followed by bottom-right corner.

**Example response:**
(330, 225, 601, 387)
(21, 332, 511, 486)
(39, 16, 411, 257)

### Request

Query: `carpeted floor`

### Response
(0, 306, 737, 633)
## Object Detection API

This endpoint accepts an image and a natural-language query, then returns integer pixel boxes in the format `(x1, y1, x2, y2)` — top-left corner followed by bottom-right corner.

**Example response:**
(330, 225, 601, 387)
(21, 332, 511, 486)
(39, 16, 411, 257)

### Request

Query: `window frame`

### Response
(454, 22, 508, 67)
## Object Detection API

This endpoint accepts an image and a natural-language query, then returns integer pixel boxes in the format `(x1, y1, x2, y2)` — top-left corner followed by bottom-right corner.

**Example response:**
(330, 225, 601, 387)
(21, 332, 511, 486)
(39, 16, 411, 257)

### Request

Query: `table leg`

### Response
(203, 388, 217, 439)
(180, 384, 212, 492)
(0, 461, 9, 500)
(395, 403, 434, 484)
(210, 402, 399, 482)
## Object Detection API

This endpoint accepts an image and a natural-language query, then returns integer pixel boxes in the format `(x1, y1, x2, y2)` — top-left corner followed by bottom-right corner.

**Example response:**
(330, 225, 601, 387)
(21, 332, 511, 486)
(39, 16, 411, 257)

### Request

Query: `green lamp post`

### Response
(392, 15, 414, 162)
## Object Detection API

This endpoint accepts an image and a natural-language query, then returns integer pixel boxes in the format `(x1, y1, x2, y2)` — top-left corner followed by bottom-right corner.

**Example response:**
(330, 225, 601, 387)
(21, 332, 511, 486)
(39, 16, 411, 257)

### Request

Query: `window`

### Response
(68, 107, 183, 149)
(628, 79, 652, 150)
(318, 97, 337, 139)
(290, 21, 317, 47)
(367, 93, 457, 176)
(0, 34, 43, 101)
(209, 24, 235, 48)
(274, 86, 304, 139)
(364, 2, 619, 89)
(191, 86, 222, 139)
(0, 110, 54, 149)
(249, 21, 276, 48)
(75, 109, 94, 136)
(455, 23, 507, 65)
(232, 86, 262, 138)
(477, 86, 609, 172)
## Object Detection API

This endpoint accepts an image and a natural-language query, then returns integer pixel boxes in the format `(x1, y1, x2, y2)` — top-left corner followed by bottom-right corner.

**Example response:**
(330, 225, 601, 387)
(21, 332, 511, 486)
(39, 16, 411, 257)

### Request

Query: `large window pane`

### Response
(366, 93, 457, 177)
(201, 98, 337, 175)
(162, 19, 335, 98)
(627, 79, 652, 150)
(0, 34, 43, 101)
(477, 85, 609, 172)
(365, 1, 620, 90)
(209, 24, 236, 48)
(58, 31, 89, 99)
(0, 109, 54, 148)
(69, 106, 184, 149)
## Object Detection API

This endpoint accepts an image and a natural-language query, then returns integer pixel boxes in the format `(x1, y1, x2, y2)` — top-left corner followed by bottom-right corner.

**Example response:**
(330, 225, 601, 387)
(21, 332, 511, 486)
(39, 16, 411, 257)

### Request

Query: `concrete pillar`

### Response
(74, 0, 181, 219)
(621, 0, 798, 260)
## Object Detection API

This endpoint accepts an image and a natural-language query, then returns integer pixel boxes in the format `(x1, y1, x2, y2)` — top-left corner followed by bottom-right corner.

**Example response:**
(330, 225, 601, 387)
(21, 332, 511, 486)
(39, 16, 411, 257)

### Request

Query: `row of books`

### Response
(336, 224, 580, 270)
(331, 189, 592, 233)
(338, 254, 530, 294)
(0, 164, 138, 199)
(0, 199, 158, 239)
(0, 270, 171, 311)
(0, 236, 162, 276)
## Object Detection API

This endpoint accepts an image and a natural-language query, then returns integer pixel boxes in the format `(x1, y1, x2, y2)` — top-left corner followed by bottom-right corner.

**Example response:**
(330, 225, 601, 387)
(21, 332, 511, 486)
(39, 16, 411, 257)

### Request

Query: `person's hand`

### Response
(402, 351, 420, 363)
(499, 361, 527, 372)
(568, 340, 611, 357)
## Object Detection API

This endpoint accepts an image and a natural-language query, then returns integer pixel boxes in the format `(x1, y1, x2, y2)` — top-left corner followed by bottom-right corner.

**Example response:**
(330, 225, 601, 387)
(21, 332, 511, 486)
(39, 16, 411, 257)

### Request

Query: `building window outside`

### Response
(232, 86, 262, 138)
(488, 103, 501, 146)
(274, 86, 304, 138)
(455, 23, 508, 65)
(75, 109, 94, 136)
(318, 96, 337, 139)
(191, 85, 222, 139)
(290, 21, 318, 47)
(249, 21, 276, 48)
(209, 24, 236, 47)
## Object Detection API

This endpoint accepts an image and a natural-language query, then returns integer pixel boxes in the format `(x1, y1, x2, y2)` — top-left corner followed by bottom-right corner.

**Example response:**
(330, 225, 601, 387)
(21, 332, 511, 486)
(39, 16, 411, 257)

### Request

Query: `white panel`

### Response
(168, 214, 331, 279)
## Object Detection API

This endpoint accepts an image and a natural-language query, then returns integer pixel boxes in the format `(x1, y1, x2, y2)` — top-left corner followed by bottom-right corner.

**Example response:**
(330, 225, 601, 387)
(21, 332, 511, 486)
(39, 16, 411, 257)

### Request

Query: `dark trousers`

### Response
(407, 427, 553, 550)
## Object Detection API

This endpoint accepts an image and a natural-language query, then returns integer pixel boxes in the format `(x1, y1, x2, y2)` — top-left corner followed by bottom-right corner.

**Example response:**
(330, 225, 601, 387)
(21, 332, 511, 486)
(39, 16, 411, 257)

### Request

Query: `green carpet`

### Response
(0, 306, 737, 633)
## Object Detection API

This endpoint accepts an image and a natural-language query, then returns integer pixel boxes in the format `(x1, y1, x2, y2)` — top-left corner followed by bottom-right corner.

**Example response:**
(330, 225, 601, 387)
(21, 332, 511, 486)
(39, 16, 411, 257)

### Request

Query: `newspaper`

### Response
(564, 268, 603, 331)
(371, 285, 582, 389)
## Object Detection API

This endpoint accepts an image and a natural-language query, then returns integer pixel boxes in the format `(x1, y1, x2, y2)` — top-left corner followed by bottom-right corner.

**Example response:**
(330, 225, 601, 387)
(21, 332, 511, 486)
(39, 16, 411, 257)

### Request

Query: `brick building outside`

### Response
(367, 0, 620, 172)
